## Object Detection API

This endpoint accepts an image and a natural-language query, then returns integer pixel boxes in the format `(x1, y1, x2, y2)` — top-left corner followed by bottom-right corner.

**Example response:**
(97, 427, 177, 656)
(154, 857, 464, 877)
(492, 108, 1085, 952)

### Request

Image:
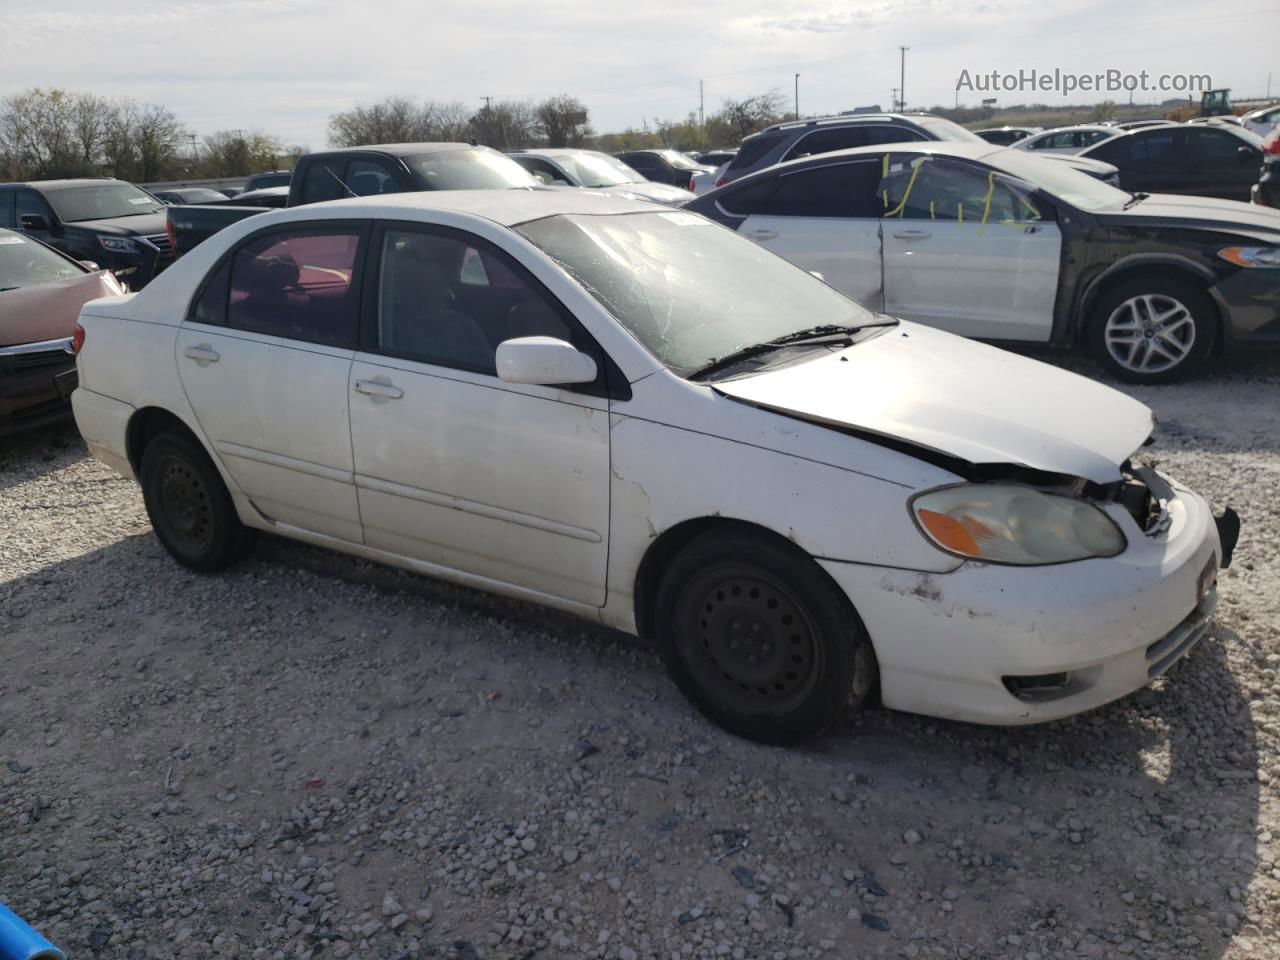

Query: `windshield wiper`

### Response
(1123, 191, 1149, 209)
(688, 321, 895, 382)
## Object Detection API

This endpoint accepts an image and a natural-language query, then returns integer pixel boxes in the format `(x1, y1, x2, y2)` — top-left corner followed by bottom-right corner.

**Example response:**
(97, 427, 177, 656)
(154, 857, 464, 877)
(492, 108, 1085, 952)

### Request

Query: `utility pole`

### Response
(699, 80, 704, 129)
(481, 96, 493, 115)
(899, 46, 909, 111)
(794, 73, 800, 120)
(891, 88, 898, 112)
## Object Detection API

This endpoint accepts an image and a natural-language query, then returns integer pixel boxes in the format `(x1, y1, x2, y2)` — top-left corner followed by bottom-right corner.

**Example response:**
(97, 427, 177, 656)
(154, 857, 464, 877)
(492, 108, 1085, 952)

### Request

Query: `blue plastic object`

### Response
(0, 903, 64, 960)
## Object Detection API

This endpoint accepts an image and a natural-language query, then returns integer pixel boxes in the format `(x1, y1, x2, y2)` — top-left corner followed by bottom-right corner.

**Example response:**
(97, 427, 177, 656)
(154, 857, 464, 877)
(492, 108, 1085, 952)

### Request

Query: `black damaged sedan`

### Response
(684, 142, 1280, 382)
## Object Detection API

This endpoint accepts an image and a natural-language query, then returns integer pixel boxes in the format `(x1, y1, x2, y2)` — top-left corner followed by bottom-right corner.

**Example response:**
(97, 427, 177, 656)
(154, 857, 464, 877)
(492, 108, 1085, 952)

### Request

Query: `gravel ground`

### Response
(2, 349, 1278, 960)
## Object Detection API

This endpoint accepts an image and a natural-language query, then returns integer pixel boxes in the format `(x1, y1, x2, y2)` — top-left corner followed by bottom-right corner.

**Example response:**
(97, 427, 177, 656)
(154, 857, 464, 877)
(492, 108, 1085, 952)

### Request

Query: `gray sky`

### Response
(1, 0, 1276, 149)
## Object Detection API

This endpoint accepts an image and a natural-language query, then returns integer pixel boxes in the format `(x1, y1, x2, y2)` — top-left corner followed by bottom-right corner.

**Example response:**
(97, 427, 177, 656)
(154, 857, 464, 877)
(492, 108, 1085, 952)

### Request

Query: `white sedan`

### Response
(71, 190, 1233, 743)
(508, 149, 694, 205)
(1012, 124, 1120, 154)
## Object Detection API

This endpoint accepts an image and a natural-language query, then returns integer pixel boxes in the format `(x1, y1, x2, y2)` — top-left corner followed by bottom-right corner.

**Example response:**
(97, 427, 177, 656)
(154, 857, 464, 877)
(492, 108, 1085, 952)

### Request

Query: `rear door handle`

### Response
(354, 379, 404, 400)
(892, 230, 932, 240)
(747, 229, 778, 240)
(182, 344, 219, 365)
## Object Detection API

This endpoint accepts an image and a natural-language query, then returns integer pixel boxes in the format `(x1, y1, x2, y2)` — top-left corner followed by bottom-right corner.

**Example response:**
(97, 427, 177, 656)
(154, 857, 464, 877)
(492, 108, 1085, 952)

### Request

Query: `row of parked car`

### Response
(2, 106, 1278, 440)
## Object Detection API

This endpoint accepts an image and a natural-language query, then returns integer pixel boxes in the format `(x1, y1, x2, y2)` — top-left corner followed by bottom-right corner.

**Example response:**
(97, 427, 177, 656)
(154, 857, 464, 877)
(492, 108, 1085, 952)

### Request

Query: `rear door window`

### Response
(0, 192, 13, 228)
(299, 160, 348, 204)
(224, 227, 363, 346)
(766, 162, 883, 218)
(785, 126, 869, 160)
(727, 132, 787, 172)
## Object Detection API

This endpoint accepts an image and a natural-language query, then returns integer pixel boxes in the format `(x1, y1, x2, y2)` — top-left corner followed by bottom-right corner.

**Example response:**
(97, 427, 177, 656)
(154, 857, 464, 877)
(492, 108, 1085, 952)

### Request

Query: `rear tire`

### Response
(1088, 276, 1216, 384)
(140, 430, 254, 572)
(655, 529, 876, 745)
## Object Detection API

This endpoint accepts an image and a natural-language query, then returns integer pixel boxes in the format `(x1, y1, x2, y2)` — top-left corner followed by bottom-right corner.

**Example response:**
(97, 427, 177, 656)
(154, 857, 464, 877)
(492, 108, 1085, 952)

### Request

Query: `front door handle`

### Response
(182, 344, 220, 365)
(354, 379, 404, 401)
(892, 229, 932, 240)
(747, 229, 778, 240)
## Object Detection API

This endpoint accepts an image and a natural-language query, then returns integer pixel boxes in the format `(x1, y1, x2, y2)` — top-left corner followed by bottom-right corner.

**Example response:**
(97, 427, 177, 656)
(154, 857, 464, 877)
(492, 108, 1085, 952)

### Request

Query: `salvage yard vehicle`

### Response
(0, 227, 122, 435)
(686, 142, 1280, 383)
(1012, 125, 1119, 154)
(613, 149, 714, 188)
(0, 179, 172, 288)
(716, 113, 1121, 187)
(152, 187, 235, 205)
(1081, 123, 1265, 203)
(508, 149, 694, 204)
(72, 190, 1239, 743)
(166, 143, 540, 255)
(973, 126, 1042, 145)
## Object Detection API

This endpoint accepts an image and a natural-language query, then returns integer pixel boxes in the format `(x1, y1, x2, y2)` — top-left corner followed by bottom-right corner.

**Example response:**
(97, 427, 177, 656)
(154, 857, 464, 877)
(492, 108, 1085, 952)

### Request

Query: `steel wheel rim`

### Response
(678, 565, 822, 716)
(157, 454, 213, 551)
(1103, 294, 1196, 374)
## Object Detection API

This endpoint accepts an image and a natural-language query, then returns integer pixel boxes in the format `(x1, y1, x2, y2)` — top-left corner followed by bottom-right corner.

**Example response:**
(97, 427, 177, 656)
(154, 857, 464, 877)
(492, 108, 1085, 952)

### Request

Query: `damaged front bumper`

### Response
(820, 470, 1232, 725)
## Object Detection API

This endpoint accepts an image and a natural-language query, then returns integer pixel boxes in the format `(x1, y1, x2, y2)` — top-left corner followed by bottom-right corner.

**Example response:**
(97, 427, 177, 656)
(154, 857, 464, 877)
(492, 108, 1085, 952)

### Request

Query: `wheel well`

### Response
(125, 407, 195, 475)
(633, 517, 808, 639)
(1078, 264, 1226, 352)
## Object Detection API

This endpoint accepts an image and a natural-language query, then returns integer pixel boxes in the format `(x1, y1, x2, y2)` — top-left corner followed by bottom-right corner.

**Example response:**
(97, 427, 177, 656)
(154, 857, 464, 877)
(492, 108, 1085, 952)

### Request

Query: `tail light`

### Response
(165, 215, 177, 253)
(688, 176, 696, 192)
(72, 321, 86, 355)
(714, 175, 728, 188)
(1264, 132, 1280, 156)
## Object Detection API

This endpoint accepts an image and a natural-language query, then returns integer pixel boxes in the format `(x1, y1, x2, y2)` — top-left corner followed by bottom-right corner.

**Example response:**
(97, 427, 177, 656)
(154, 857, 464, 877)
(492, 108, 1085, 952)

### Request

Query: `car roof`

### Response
(257, 187, 659, 227)
(0, 178, 121, 190)
(512, 148, 600, 158)
(752, 113, 920, 137)
(1032, 124, 1117, 134)
(756, 141, 1005, 167)
(313, 142, 480, 157)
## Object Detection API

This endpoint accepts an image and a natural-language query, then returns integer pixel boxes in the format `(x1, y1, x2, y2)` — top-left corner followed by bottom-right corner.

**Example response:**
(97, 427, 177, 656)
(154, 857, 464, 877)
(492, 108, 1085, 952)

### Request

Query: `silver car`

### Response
(509, 149, 694, 205)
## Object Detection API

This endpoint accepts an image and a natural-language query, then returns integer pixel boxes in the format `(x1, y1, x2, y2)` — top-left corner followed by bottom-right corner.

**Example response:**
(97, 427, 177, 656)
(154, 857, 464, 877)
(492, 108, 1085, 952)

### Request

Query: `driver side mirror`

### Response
(496, 336, 598, 386)
(20, 214, 49, 231)
(79, 260, 101, 271)
(1238, 145, 1258, 162)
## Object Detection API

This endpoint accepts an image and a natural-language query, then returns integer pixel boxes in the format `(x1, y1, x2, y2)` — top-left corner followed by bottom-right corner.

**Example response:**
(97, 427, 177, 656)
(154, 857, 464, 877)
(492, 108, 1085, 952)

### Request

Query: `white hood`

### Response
(713, 323, 1154, 484)
(599, 182, 695, 205)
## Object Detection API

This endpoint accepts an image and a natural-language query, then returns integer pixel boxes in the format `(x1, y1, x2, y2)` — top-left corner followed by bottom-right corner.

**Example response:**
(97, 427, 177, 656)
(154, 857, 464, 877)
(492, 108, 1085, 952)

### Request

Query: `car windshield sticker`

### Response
(0, 235, 25, 244)
(128, 197, 154, 205)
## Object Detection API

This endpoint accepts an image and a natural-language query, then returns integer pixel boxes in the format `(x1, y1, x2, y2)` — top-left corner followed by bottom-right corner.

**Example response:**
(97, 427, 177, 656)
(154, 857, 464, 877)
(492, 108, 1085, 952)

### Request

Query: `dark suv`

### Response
(0, 179, 173, 289)
(717, 113, 1117, 187)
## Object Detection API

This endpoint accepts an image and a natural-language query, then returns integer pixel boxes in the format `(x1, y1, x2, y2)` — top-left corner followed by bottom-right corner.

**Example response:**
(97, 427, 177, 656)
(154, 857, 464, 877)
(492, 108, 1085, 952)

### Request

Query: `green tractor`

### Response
(1200, 88, 1232, 117)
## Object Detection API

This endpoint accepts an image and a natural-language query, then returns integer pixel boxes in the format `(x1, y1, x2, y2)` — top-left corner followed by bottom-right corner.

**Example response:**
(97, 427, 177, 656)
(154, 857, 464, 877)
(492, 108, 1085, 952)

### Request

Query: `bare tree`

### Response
(470, 100, 538, 151)
(130, 102, 187, 181)
(536, 95, 591, 147)
(70, 93, 111, 169)
(716, 91, 787, 139)
(0, 89, 77, 178)
(330, 96, 411, 147)
(423, 101, 471, 141)
(200, 130, 283, 177)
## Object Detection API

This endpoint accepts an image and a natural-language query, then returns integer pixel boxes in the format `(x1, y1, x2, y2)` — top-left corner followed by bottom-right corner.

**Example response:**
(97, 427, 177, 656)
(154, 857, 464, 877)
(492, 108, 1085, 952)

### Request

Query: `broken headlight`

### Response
(910, 484, 1126, 565)
(1217, 246, 1280, 268)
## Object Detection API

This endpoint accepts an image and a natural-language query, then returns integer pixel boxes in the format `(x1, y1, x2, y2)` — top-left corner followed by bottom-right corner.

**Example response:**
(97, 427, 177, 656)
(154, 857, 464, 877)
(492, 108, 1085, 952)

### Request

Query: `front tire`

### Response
(140, 430, 253, 572)
(655, 530, 876, 745)
(1088, 276, 1216, 384)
